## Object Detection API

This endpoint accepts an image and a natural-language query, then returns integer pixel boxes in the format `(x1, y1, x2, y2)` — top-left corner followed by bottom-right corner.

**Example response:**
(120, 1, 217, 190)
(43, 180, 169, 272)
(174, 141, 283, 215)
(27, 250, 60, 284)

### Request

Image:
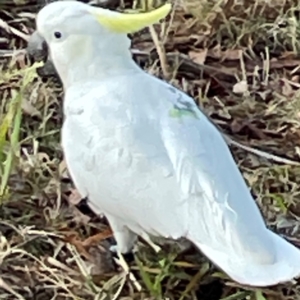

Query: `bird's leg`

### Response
(105, 215, 142, 292)
(106, 214, 137, 254)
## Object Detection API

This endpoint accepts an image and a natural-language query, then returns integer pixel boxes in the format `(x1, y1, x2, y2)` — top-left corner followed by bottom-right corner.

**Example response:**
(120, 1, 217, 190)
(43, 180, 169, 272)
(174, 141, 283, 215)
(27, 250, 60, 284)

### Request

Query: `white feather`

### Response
(36, 1, 300, 286)
(61, 73, 300, 286)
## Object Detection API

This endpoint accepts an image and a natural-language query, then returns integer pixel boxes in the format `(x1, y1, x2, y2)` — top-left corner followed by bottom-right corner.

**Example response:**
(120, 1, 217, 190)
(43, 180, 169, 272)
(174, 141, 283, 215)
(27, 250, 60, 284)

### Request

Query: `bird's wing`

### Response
(148, 75, 276, 258)
(147, 76, 300, 287)
(62, 74, 300, 286)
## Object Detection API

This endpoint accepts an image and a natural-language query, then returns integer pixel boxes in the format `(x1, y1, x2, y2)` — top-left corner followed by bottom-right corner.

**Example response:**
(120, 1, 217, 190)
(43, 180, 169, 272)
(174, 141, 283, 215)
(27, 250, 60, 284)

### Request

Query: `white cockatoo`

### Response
(35, 0, 300, 286)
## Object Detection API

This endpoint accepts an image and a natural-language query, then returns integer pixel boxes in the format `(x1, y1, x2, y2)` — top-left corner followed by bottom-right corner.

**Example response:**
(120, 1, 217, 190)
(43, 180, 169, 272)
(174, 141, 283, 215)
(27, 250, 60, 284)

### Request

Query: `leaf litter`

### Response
(1, 0, 300, 299)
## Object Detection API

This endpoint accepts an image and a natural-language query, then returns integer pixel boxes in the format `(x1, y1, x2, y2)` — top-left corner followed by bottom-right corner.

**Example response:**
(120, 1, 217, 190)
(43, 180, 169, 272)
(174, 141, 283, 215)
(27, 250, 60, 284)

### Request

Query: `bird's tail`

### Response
(191, 230, 300, 286)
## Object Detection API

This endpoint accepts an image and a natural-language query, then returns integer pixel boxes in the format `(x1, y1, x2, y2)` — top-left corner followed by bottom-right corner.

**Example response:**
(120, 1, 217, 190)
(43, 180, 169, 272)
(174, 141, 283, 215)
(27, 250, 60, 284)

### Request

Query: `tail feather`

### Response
(191, 230, 300, 286)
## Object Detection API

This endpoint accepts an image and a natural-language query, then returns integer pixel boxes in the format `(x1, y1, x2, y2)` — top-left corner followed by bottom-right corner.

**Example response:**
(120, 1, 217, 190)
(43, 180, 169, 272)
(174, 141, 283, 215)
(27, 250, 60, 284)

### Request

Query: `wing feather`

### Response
(150, 77, 276, 262)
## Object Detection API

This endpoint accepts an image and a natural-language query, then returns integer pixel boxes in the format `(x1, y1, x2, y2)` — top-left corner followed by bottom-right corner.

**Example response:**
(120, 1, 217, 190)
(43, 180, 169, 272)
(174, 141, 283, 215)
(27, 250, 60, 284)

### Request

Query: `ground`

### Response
(1, 0, 300, 299)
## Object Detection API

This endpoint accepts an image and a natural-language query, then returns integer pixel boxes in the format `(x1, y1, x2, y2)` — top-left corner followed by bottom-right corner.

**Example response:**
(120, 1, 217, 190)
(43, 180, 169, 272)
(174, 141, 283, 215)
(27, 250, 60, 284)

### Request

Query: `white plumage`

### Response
(36, 0, 300, 286)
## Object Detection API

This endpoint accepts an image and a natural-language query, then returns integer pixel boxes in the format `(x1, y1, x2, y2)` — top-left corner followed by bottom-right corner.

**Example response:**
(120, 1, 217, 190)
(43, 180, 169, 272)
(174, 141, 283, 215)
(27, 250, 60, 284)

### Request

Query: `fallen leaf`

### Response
(63, 233, 91, 260)
(63, 227, 113, 261)
(291, 75, 299, 83)
(21, 99, 41, 117)
(280, 78, 294, 97)
(59, 159, 69, 179)
(82, 228, 113, 247)
(233, 80, 248, 94)
(68, 188, 84, 205)
(209, 45, 242, 61)
(72, 206, 91, 224)
(188, 49, 208, 65)
(14, 50, 27, 69)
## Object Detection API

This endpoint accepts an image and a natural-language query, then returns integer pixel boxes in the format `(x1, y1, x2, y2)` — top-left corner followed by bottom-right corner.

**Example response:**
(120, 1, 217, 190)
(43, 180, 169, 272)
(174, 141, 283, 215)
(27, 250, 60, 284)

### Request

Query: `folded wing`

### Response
(153, 76, 300, 286)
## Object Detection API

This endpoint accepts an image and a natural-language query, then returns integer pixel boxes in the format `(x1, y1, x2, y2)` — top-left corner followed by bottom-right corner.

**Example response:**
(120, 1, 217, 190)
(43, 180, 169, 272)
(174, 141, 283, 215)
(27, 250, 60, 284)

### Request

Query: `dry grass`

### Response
(1, 0, 300, 299)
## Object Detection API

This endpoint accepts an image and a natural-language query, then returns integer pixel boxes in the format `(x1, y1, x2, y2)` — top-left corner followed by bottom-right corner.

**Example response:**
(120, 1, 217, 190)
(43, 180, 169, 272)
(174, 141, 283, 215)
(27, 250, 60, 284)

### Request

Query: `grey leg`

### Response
(106, 214, 137, 254)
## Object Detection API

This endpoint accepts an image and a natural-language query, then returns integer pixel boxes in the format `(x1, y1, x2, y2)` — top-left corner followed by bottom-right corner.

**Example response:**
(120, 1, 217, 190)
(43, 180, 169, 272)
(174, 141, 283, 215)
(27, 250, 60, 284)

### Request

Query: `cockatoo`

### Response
(35, 0, 300, 286)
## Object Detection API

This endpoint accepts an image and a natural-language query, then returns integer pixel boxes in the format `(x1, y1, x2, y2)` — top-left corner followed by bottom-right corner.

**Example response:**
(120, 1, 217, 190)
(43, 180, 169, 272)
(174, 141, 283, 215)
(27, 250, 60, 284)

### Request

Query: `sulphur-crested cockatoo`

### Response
(35, 0, 300, 286)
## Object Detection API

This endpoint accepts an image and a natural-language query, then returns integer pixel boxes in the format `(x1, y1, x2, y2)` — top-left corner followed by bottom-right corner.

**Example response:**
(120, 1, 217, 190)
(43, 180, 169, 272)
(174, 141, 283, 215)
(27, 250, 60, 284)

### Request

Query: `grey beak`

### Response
(27, 31, 57, 78)
(27, 30, 48, 62)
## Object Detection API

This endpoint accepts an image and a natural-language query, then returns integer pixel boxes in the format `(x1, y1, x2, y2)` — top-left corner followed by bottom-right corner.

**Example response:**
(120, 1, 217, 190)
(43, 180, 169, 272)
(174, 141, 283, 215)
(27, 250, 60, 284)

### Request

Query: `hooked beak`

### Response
(27, 30, 48, 62)
(27, 31, 57, 78)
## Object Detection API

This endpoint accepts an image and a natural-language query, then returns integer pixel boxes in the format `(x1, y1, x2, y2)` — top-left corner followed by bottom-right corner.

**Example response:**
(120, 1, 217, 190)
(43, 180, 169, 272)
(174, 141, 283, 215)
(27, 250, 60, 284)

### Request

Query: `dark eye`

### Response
(54, 31, 62, 39)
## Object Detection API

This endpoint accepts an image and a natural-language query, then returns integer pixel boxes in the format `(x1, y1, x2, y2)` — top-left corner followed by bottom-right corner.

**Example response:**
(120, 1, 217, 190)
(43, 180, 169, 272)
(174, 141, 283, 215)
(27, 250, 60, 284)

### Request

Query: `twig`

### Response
(223, 134, 300, 166)
(148, 24, 170, 78)
(0, 18, 29, 41)
(0, 49, 25, 58)
(115, 252, 142, 292)
(0, 278, 25, 300)
(140, 232, 161, 253)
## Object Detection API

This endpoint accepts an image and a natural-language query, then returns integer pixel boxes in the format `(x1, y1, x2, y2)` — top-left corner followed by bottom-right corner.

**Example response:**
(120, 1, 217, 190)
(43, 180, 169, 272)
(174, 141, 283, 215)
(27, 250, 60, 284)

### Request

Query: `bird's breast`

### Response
(61, 113, 187, 237)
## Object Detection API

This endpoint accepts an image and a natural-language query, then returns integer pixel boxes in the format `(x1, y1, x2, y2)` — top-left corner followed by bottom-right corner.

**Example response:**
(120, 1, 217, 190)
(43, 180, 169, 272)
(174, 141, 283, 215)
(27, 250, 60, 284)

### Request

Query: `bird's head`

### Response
(35, 1, 171, 87)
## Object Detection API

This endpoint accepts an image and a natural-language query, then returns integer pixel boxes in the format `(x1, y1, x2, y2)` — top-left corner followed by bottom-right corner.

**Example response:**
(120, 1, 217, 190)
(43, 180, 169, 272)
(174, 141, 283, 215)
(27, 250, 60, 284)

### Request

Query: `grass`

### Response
(1, 0, 300, 299)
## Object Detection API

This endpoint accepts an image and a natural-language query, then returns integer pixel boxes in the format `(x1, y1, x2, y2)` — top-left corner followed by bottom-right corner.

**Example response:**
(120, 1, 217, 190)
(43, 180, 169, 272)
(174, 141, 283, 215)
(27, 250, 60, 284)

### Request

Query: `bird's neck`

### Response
(63, 54, 140, 89)
(50, 35, 142, 89)
(55, 53, 141, 89)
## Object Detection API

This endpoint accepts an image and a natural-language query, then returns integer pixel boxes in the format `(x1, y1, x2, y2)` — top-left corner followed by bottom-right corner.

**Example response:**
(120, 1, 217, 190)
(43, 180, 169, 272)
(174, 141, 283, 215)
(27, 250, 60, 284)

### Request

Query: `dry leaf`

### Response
(280, 78, 294, 97)
(72, 206, 91, 224)
(14, 50, 27, 69)
(82, 228, 113, 247)
(63, 233, 91, 260)
(222, 49, 243, 61)
(68, 188, 83, 205)
(291, 75, 299, 83)
(188, 49, 208, 65)
(59, 159, 69, 179)
(209, 46, 242, 61)
(63, 228, 113, 263)
(21, 99, 41, 117)
(233, 80, 248, 94)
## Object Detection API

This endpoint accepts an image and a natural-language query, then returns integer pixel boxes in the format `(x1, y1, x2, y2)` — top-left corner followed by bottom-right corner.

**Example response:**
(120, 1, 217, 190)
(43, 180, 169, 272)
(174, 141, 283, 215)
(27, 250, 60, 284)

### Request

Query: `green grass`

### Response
(0, 62, 42, 201)
(1, 0, 300, 299)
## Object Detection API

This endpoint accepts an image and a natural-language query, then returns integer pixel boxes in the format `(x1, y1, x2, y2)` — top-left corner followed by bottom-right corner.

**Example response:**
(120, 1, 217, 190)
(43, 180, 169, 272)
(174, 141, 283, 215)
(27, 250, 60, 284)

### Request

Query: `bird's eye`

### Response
(54, 31, 62, 39)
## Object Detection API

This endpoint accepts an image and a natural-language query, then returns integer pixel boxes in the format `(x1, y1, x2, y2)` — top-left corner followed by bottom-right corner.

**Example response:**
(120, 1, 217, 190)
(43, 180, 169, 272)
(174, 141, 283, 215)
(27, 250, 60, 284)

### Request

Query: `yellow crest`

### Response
(91, 3, 171, 33)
